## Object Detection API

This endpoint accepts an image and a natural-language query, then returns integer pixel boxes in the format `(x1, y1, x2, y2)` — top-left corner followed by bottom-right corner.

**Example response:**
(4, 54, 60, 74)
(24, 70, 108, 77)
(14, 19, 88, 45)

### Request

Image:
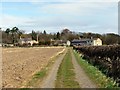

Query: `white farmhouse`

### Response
(92, 38, 102, 46)
(18, 38, 38, 46)
(18, 34, 39, 46)
(66, 40, 71, 46)
(71, 38, 102, 46)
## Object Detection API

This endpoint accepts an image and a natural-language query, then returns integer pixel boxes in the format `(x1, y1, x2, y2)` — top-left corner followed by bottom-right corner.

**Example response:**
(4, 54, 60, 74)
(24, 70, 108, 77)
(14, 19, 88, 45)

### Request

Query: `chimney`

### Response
(20, 36, 22, 39)
(91, 37, 93, 39)
(37, 34, 39, 42)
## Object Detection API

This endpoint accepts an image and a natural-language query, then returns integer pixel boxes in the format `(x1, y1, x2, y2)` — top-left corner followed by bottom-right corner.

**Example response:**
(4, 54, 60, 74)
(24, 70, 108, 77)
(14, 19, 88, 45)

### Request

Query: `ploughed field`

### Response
(2, 47, 64, 88)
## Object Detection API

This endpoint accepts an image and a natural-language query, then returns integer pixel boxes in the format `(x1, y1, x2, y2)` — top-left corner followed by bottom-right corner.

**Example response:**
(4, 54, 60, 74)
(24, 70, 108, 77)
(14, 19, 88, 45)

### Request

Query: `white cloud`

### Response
(0, 14, 33, 29)
(0, 13, 118, 34)
(39, 2, 117, 16)
(1, 1, 118, 34)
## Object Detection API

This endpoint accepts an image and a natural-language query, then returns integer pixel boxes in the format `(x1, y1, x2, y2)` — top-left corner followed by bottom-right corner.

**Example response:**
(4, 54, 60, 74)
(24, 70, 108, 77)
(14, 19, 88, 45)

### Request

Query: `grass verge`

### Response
(73, 49, 119, 88)
(55, 48, 80, 88)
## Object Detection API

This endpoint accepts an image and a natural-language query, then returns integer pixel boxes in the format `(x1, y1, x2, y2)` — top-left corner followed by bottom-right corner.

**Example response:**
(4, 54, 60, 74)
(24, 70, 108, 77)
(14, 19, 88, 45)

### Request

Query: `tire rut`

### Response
(40, 48, 67, 88)
(71, 49, 97, 88)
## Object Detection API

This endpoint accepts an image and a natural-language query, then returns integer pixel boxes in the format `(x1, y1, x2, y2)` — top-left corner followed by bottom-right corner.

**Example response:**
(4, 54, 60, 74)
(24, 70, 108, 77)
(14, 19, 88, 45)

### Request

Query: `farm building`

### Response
(71, 38, 102, 46)
(66, 40, 71, 46)
(18, 38, 38, 46)
(93, 38, 102, 46)
(50, 39, 71, 46)
(18, 34, 39, 46)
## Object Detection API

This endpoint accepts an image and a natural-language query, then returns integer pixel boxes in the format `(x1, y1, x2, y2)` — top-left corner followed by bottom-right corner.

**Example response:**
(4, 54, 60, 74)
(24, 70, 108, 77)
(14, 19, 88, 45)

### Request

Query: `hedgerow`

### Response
(73, 45, 120, 86)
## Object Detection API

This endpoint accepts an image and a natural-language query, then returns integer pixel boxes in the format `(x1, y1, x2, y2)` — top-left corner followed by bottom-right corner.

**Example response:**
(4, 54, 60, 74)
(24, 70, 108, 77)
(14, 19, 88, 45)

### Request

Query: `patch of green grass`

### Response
(26, 67, 47, 87)
(55, 48, 80, 88)
(73, 49, 119, 88)
(34, 69, 46, 79)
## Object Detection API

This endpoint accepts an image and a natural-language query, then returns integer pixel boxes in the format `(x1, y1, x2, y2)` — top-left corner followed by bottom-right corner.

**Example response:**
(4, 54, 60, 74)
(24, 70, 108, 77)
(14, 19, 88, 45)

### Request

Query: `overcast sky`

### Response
(0, 0, 119, 34)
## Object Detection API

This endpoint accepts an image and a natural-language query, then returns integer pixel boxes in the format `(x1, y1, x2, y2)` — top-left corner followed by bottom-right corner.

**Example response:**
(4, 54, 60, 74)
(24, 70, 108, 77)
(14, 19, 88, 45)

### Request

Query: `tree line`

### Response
(0, 27, 120, 45)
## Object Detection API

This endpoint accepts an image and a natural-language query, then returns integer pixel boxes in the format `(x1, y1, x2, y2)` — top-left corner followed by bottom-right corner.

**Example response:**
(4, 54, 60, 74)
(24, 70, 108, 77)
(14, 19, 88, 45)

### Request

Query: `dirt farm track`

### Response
(2, 47, 64, 88)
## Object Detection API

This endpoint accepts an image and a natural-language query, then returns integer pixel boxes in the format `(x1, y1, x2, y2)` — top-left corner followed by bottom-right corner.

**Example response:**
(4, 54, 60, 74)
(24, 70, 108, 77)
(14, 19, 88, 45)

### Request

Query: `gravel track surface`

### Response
(40, 48, 67, 88)
(71, 49, 97, 88)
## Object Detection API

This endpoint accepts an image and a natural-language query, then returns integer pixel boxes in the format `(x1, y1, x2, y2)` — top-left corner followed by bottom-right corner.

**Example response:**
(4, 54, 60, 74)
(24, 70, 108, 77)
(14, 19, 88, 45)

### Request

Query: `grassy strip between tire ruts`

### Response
(25, 50, 65, 87)
(55, 48, 80, 88)
(73, 49, 119, 88)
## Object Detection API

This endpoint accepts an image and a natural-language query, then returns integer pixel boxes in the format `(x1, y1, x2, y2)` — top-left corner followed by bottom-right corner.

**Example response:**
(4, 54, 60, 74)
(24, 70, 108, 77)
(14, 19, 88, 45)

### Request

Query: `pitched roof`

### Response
(72, 39, 92, 42)
(72, 38, 101, 42)
(20, 38, 32, 41)
(93, 38, 101, 40)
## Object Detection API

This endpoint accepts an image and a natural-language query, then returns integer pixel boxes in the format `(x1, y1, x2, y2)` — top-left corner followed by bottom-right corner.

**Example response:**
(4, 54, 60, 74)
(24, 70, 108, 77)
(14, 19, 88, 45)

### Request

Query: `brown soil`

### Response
(2, 47, 64, 88)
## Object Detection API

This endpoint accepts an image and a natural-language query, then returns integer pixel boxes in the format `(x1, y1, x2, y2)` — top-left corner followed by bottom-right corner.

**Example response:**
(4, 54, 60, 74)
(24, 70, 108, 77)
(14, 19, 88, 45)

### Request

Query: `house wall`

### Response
(18, 40, 39, 46)
(71, 38, 102, 46)
(93, 38, 102, 46)
(67, 41, 71, 46)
